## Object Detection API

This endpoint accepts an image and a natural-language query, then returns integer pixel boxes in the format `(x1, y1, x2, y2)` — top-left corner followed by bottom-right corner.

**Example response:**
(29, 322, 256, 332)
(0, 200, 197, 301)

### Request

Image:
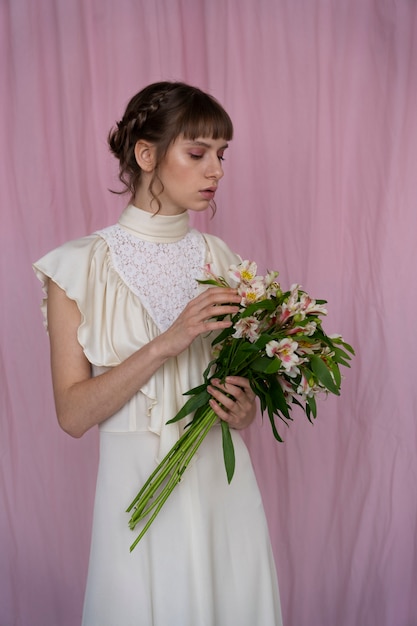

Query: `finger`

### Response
(224, 377, 256, 401)
(209, 398, 234, 423)
(203, 303, 240, 319)
(207, 384, 237, 411)
(198, 287, 241, 306)
(224, 376, 251, 389)
(210, 378, 253, 403)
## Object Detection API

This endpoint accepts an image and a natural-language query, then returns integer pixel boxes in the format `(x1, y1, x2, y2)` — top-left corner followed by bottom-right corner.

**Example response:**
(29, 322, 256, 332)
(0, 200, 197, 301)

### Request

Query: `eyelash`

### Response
(189, 154, 226, 161)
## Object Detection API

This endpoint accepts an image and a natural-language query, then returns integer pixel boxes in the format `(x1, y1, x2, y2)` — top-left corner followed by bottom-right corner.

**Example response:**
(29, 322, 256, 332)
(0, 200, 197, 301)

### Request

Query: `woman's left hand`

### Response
(207, 376, 257, 430)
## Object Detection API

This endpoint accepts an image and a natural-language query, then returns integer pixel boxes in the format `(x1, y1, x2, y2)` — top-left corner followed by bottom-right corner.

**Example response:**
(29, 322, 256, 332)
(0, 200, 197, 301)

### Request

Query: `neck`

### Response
(118, 204, 190, 242)
(133, 187, 187, 217)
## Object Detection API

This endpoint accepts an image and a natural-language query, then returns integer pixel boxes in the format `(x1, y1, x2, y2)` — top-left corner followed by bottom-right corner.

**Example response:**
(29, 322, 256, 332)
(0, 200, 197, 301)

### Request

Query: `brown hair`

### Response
(108, 81, 233, 208)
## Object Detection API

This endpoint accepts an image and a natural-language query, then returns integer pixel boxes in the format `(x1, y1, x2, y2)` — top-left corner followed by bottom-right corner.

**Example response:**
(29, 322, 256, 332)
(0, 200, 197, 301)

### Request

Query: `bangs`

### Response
(177, 93, 233, 141)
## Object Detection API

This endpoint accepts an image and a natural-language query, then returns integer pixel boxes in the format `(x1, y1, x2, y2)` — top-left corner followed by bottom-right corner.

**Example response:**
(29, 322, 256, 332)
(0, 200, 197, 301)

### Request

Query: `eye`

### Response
(189, 152, 203, 160)
(218, 155, 226, 162)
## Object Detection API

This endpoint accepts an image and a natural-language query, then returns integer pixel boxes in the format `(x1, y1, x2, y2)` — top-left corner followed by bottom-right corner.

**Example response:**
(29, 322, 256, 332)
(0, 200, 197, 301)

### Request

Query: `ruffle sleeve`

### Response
(33, 234, 153, 368)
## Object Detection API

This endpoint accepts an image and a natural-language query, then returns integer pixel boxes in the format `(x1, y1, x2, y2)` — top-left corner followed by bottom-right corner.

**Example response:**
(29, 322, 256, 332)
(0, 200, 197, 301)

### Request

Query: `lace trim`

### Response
(98, 225, 206, 332)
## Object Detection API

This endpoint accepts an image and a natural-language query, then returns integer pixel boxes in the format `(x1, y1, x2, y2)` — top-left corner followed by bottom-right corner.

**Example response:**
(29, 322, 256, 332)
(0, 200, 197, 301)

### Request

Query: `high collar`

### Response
(118, 204, 190, 242)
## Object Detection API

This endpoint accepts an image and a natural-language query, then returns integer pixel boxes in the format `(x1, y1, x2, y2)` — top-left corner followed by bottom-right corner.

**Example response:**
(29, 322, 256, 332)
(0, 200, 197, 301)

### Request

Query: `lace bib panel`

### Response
(98, 225, 207, 332)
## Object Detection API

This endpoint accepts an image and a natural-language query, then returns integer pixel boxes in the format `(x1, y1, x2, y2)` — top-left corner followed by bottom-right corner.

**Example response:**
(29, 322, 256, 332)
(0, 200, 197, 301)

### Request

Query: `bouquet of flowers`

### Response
(126, 260, 354, 551)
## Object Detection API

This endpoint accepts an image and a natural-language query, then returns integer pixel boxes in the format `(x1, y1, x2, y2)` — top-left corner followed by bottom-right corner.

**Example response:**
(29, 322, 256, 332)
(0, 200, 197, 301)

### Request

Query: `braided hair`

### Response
(108, 82, 233, 208)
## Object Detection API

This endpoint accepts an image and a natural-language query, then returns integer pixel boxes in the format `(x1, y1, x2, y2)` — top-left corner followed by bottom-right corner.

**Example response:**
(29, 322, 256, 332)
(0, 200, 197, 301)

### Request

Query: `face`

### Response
(137, 135, 228, 216)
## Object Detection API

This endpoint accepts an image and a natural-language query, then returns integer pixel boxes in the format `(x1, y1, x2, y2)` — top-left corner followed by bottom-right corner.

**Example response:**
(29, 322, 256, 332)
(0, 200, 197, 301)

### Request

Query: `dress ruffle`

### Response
(33, 229, 240, 461)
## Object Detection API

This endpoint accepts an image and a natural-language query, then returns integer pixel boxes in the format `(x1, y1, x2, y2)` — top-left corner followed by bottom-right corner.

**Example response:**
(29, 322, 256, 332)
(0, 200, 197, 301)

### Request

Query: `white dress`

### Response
(34, 205, 283, 626)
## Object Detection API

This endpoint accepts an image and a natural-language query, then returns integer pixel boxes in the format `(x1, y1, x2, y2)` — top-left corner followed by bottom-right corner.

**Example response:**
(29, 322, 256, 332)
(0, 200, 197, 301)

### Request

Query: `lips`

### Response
(199, 186, 217, 200)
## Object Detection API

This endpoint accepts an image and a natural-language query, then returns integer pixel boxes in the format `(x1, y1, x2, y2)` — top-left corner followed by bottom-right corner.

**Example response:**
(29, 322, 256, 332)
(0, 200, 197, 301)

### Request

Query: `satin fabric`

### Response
(33, 205, 283, 625)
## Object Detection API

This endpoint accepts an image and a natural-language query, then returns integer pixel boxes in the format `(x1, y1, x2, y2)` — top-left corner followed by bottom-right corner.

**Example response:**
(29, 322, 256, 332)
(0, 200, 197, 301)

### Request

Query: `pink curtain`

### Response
(1, 1, 416, 624)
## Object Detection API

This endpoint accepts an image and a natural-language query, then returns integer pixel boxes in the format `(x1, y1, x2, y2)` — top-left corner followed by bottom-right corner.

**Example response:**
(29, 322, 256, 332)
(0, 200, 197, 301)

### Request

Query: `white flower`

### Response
(299, 293, 328, 316)
(232, 316, 261, 343)
(202, 263, 218, 280)
(278, 376, 296, 397)
(265, 270, 281, 298)
(238, 278, 266, 306)
(265, 338, 300, 373)
(303, 321, 317, 336)
(278, 285, 302, 323)
(297, 374, 316, 398)
(228, 260, 258, 284)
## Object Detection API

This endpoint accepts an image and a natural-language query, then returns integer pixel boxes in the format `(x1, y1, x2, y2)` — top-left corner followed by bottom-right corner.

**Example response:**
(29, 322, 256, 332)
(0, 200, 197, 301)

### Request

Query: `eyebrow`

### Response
(185, 140, 229, 150)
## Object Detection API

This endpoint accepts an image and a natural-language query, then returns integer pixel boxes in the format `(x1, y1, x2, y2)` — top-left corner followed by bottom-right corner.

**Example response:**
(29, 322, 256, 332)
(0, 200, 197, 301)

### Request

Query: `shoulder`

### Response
(199, 231, 241, 271)
(34, 231, 109, 274)
(32, 231, 111, 320)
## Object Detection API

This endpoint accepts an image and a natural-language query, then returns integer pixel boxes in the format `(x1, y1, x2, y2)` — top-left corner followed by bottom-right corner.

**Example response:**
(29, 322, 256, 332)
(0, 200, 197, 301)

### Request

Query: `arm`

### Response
(47, 279, 244, 438)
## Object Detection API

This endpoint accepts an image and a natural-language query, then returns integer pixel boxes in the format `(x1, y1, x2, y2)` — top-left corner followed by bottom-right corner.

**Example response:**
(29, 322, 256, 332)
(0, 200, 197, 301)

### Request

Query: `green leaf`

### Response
(306, 394, 317, 420)
(182, 383, 208, 396)
(235, 341, 260, 354)
(197, 278, 226, 287)
(197, 279, 222, 286)
(221, 421, 236, 483)
(167, 390, 210, 423)
(269, 378, 291, 419)
(264, 358, 283, 374)
(251, 356, 275, 372)
(329, 361, 341, 387)
(227, 341, 255, 371)
(241, 298, 276, 318)
(211, 325, 234, 346)
(250, 377, 268, 413)
(253, 334, 275, 350)
(265, 402, 284, 442)
(332, 338, 355, 355)
(291, 396, 304, 410)
(333, 355, 351, 369)
(332, 346, 353, 366)
(310, 355, 340, 395)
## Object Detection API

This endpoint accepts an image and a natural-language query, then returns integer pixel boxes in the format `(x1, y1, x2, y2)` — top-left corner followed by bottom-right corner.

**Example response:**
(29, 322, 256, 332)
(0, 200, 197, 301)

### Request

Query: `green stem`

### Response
(127, 407, 218, 550)
(127, 412, 209, 518)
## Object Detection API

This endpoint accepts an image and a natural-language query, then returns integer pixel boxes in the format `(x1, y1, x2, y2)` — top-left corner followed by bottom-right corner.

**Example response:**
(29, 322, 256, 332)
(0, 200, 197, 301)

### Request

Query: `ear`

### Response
(134, 140, 156, 172)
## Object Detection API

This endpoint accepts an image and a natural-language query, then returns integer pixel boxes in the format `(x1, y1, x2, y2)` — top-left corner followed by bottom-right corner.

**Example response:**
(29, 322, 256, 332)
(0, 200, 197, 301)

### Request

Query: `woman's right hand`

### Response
(160, 287, 241, 357)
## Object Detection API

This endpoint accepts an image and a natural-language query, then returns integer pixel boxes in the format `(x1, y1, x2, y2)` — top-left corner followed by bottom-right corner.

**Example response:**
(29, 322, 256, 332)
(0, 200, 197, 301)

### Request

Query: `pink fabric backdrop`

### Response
(1, 1, 417, 624)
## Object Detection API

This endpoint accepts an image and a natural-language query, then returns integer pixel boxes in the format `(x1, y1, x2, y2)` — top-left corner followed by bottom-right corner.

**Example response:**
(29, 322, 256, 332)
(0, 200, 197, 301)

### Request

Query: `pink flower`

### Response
(297, 373, 326, 398)
(232, 316, 261, 343)
(265, 338, 301, 373)
(278, 284, 302, 323)
(298, 293, 328, 316)
(278, 376, 296, 397)
(286, 321, 317, 336)
(202, 263, 217, 279)
(297, 374, 315, 398)
(201, 263, 229, 287)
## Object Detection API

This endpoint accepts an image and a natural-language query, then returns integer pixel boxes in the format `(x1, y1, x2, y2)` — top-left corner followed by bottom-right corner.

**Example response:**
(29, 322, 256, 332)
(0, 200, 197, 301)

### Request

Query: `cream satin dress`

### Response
(34, 205, 283, 626)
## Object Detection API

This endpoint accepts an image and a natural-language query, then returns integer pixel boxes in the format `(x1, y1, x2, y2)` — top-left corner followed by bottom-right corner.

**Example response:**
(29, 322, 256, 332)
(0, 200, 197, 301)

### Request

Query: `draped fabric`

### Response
(1, 1, 416, 625)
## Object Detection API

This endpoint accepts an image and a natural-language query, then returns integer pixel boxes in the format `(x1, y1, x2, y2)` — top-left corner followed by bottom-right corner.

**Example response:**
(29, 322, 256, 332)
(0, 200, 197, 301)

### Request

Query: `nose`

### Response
(206, 153, 224, 181)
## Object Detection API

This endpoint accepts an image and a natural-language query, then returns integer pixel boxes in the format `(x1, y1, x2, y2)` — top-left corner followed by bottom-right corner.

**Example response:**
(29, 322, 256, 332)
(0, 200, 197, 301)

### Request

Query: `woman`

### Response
(34, 81, 283, 626)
